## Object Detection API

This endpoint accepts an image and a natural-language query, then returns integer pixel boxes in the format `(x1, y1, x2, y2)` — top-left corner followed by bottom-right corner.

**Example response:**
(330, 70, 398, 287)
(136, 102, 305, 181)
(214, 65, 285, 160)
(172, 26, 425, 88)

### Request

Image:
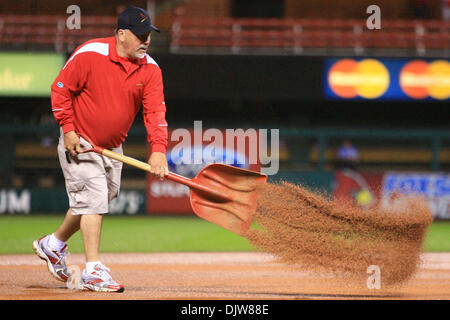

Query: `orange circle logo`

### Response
(328, 59, 359, 98)
(399, 60, 450, 100)
(328, 59, 390, 99)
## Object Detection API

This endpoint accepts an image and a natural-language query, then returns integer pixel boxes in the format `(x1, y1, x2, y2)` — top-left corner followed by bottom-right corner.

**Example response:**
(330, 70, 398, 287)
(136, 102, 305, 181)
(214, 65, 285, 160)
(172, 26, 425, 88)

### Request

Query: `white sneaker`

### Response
(80, 263, 124, 293)
(32, 235, 71, 282)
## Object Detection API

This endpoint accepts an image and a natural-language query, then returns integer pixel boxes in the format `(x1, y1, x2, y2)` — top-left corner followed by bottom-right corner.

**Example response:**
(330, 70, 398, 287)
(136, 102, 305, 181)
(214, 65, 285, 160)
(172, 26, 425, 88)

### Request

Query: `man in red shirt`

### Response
(32, 7, 168, 293)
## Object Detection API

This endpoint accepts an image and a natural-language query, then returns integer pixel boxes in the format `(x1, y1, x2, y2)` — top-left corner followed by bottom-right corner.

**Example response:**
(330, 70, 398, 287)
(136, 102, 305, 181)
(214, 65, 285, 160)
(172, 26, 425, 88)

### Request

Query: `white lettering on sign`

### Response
(0, 190, 31, 214)
(109, 191, 144, 215)
(382, 173, 450, 218)
(150, 181, 190, 198)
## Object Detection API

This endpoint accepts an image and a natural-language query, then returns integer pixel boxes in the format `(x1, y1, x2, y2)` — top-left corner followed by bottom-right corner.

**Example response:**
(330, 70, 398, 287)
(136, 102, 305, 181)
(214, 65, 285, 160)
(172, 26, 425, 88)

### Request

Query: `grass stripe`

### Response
(0, 215, 448, 254)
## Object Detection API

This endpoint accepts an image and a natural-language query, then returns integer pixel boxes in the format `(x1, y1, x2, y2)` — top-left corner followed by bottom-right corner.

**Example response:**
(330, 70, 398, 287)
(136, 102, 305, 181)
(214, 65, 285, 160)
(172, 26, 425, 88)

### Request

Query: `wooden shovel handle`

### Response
(102, 149, 152, 172)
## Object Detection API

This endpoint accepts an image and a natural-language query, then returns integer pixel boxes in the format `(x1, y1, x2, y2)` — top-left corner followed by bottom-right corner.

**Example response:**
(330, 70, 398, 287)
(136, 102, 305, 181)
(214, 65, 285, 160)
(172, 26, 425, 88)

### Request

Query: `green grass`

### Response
(0, 215, 449, 254)
(424, 221, 450, 252)
(0, 215, 253, 254)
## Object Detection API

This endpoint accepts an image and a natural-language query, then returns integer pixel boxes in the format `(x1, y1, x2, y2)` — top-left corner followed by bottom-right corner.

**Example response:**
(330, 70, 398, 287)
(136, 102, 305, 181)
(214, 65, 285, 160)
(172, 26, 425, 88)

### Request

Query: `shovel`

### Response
(79, 135, 268, 236)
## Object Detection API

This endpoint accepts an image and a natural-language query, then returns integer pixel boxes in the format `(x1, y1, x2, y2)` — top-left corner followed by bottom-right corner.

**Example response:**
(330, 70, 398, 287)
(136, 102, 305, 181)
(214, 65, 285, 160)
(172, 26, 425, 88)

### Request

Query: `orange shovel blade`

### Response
(189, 164, 267, 236)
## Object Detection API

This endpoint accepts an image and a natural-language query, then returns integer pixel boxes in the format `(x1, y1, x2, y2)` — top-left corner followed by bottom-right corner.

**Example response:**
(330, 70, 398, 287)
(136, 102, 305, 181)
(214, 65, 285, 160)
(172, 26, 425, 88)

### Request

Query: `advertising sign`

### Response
(0, 189, 146, 215)
(324, 58, 450, 101)
(333, 170, 449, 219)
(382, 172, 450, 219)
(0, 189, 31, 214)
(333, 170, 384, 209)
(0, 52, 64, 97)
(146, 127, 262, 214)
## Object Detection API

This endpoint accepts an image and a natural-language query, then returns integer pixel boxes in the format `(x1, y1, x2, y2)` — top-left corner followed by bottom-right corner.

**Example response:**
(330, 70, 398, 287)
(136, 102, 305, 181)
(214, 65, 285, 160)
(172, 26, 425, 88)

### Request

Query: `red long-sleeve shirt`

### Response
(51, 36, 168, 153)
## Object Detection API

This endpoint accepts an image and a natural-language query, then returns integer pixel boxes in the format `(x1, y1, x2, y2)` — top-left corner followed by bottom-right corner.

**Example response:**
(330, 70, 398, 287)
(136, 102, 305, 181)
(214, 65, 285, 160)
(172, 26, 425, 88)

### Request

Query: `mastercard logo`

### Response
(399, 60, 450, 100)
(328, 59, 390, 99)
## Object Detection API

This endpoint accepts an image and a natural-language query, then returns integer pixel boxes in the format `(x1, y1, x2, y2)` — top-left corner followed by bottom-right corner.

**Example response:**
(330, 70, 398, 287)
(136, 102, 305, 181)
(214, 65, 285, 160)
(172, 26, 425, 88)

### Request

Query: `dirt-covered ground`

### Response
(0, 252, 449, 300)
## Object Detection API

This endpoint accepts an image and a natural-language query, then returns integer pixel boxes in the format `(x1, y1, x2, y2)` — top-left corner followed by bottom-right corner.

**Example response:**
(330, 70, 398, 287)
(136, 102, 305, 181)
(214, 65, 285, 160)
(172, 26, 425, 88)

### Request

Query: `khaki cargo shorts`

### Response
(57, 130, 123, 215)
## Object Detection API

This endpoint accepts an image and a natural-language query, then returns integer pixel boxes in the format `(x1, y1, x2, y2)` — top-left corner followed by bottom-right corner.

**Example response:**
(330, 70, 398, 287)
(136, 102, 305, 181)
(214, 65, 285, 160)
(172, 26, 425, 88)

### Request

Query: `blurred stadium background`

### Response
(0, 0, 449, 225)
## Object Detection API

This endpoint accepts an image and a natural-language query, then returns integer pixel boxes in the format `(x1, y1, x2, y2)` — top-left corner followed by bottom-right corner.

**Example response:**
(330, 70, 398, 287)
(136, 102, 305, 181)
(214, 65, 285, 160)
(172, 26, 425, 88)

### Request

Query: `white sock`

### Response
(47, 233, 66, 251)
(86, 261, 102, 274)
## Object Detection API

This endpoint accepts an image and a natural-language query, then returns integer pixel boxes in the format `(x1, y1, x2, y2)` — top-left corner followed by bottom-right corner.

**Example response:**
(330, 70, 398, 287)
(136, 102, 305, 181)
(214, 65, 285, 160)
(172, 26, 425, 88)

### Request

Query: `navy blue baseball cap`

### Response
(117, 6, 160, 35)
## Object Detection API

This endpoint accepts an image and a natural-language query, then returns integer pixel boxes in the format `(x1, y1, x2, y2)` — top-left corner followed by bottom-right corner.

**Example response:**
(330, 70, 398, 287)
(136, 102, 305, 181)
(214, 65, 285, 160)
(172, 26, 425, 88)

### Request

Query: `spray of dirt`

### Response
(245, 182, 433, 287)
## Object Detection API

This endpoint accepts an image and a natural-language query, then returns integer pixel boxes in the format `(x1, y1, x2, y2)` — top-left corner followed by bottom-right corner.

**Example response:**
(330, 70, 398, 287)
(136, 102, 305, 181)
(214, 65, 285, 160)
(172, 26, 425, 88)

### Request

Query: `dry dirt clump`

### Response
(245, 182, 433, 287)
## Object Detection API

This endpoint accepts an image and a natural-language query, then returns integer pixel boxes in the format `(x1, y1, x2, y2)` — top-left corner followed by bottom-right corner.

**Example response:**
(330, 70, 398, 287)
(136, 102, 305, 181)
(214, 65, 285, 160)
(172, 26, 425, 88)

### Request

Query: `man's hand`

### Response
(148, 151, 169, 180)
(64, 131, 84, 157)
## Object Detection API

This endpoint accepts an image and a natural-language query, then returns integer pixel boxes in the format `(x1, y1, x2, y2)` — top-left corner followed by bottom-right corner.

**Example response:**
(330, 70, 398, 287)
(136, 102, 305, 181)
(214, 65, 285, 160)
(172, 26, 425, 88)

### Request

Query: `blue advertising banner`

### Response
(382, 173, 450, 219)
(324, 58, 450, 101)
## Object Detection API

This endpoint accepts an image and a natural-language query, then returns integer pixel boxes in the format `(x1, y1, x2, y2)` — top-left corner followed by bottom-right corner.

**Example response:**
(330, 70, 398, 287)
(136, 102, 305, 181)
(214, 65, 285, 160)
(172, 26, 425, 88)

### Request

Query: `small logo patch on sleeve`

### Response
(57, 82, 64, 88)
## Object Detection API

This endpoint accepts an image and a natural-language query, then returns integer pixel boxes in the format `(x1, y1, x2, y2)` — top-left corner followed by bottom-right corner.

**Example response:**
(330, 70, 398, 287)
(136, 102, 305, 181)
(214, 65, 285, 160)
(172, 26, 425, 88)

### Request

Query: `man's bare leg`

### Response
(78, 213, 123, 292)
(53, 209, 81, 242)
(80, 214, 103, 262)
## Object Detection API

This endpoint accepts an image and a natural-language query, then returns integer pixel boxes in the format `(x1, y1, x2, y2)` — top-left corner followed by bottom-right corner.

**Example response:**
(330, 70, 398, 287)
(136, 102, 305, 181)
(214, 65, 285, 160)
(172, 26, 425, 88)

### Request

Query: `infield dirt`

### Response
(0, 252, 449, 299)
